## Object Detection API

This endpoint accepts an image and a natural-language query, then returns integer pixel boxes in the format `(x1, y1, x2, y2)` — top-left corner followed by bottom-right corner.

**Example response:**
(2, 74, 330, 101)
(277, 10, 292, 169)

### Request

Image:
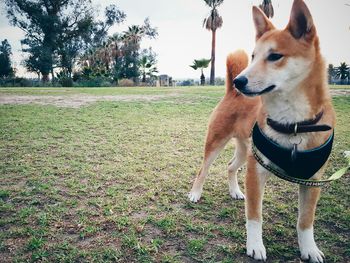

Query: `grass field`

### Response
(0, 86, 349, 262)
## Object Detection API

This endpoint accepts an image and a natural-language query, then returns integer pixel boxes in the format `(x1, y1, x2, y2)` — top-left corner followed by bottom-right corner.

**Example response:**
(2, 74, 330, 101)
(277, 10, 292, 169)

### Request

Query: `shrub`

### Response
(0, 77, 32, 87)
(59, 77, 73, 87)
(74, 77, 113, 87)
(118, 78, 135, 87)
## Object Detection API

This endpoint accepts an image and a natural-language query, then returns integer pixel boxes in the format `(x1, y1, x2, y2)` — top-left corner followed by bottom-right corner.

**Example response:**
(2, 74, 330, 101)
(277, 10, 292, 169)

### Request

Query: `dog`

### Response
(189, 0, 335, 262)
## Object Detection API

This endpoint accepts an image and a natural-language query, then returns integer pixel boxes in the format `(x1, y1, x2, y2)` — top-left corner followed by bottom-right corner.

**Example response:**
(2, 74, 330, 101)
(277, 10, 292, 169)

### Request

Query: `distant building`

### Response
(158, 74, 174, 87)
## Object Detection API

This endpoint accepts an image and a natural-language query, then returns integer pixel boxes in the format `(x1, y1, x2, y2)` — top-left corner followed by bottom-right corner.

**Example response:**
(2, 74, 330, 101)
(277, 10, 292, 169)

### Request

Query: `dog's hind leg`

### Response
(297, 185, 324, 263)
(227, 138, 249, 199)
(188, 134, 231, 203)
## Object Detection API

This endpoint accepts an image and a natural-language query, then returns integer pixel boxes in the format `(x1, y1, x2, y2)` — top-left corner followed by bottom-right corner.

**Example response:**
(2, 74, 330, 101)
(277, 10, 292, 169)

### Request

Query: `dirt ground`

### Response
(0, 94, 178, 108)
(0, 89, 348, 108)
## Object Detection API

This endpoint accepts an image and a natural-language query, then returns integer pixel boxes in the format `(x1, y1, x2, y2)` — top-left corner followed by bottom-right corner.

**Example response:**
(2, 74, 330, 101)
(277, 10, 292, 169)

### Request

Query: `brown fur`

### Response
(244, 155, 261, 221)
(189, 0, 335, 261)
(204, 51, 260, 153)
(188, 50, 260, 202)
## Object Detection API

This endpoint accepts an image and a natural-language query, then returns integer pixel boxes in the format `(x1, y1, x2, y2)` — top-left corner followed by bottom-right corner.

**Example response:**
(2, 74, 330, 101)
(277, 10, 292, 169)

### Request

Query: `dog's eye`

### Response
(251, 54, 255, 61)
(267, 53, 284, 62)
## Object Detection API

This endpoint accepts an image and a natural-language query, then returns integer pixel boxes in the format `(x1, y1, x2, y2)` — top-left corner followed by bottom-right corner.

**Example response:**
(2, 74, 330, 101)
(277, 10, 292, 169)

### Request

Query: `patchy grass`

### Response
(0, 86, 349, 262)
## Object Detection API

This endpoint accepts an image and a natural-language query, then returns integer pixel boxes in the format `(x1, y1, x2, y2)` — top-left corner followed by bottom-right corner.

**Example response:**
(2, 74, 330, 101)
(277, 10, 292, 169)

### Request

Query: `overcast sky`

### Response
(0, 0, 349, 79)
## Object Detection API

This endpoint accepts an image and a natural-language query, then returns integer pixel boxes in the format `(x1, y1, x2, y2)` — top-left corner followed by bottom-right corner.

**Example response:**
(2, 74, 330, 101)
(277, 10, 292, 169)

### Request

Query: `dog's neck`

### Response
(262, 87, 312, 124)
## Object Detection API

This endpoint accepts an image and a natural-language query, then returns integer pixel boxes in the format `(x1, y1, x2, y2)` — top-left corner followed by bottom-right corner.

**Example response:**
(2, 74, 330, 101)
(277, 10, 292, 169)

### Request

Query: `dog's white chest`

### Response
(263, 91, 311, 149)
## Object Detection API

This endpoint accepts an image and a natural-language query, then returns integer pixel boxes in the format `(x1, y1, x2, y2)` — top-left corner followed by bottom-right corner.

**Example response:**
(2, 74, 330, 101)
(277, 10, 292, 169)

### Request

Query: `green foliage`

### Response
(139, 48, 158, 84)
(328, 64, 336, 83)
(79, 19, 158, 85)
(5, 0, 126, 81)
(190, 58, 211, 85)
(0, 77, 32, 87)
(0, 39, 14, 78)
(335, 62, 350, 82)
(0, 190, 10, 200)
(187, 239, 207, 255)
(189, 58, 211, 70)
(56, 71, 73, 87)
(26, 237, 45, 251)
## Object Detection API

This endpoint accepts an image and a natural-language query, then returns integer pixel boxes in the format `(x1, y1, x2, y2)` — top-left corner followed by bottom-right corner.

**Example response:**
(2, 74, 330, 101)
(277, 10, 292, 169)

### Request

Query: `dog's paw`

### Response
(300, 246, 325, 263)
(188, 190, 202, 203)
(229, 188, 245, 200)
(298, 227, 325, 263)
(247, 242, 267, 261)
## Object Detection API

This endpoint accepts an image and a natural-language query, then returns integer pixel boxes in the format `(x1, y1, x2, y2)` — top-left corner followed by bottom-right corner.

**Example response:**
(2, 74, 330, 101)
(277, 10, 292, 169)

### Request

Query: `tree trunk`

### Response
(42, 74, 49, 82)
(51, 68, 55, 83)
(210, 29, 216, 85)
(200, 69, 205, 86)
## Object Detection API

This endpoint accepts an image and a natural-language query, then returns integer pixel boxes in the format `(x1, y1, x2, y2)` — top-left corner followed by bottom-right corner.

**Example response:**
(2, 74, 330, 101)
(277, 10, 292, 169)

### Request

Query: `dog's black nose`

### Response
(233, 76, 248, 90)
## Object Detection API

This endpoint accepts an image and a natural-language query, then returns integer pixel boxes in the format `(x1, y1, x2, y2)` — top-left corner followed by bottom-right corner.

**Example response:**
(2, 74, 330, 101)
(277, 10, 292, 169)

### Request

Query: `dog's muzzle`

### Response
(233, 76, 248, 90)
(233, 76, 276, 97)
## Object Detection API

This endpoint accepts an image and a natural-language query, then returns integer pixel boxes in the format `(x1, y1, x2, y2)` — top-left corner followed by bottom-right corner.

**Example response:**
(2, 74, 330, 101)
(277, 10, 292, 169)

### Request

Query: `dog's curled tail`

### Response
(226, 49, 249, 94)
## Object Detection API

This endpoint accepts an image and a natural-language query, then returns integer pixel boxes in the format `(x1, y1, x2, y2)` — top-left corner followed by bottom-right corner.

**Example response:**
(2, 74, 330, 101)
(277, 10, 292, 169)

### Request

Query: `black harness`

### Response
(252, 111, 335, 186)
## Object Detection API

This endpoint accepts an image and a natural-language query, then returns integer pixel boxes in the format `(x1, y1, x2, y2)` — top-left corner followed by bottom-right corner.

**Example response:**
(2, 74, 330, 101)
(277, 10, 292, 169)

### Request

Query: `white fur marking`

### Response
(188, 150, 220, 203)
(229, 184, 245, 200)
(298, 227, 325, 263)
(188, 191, 202, 203)
(246, 220, 267, 261)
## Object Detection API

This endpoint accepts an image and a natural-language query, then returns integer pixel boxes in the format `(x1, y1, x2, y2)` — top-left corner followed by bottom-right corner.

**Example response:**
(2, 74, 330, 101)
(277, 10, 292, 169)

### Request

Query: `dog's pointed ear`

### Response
(252, 6, 275, 41)
(286, 0, 316, 41)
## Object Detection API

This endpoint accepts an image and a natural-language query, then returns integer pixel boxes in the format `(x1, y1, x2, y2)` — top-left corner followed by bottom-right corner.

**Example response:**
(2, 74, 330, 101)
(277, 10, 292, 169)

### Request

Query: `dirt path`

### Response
(0, 89, 348, 108)
(330, 89, 350, 96)
(0, 94, 178, 108)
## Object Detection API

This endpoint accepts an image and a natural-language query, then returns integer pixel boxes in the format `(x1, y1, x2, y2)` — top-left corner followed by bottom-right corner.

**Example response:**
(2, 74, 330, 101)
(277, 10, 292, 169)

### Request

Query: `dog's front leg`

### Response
(297, 185, 324, 263)
(245, 156, 268, 261)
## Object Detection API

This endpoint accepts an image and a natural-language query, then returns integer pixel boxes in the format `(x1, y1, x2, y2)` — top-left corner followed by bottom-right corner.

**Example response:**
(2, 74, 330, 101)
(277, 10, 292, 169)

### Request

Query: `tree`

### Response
(0, 39, 14, 78)
(335, 62, 350, 84)
(259, 0, 274, 18)
(80, 18, 157, 84)
(203, 0, 223, 85)
(5, 0, 126, 82)
(139, 48, 158, 84)
(328, 64, 335, 84)
(118, 19, 158, 83)
(190, 58, 211, 85)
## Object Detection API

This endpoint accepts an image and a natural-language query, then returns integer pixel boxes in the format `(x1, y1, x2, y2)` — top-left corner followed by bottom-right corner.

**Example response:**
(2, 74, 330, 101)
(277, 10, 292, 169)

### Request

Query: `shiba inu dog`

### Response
(189, 0, 335, 262)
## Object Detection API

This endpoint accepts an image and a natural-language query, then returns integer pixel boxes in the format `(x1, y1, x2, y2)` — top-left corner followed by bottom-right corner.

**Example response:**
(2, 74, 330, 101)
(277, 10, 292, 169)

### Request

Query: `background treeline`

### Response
(1, 0, 349, 87)
(0, 0, 158, 87)
(328, 63, 350, 85)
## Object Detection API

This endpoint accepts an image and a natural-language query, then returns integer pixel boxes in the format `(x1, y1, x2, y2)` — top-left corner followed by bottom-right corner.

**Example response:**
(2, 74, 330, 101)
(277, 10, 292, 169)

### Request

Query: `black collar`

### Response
(252, 123, 334, 180)
(266, 111, 332, 134)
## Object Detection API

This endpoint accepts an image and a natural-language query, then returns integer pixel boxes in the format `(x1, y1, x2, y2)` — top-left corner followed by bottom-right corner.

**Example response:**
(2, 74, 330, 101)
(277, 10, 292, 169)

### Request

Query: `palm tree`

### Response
(259, 0, 274, 18)
(190, 58, 211, 85)
(328, 64, 335, 84)
(335, 62, 350, 84)
(139, 55, 158, 83)
(203, 0, 224, 85)
(122, 25, 145, 47)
